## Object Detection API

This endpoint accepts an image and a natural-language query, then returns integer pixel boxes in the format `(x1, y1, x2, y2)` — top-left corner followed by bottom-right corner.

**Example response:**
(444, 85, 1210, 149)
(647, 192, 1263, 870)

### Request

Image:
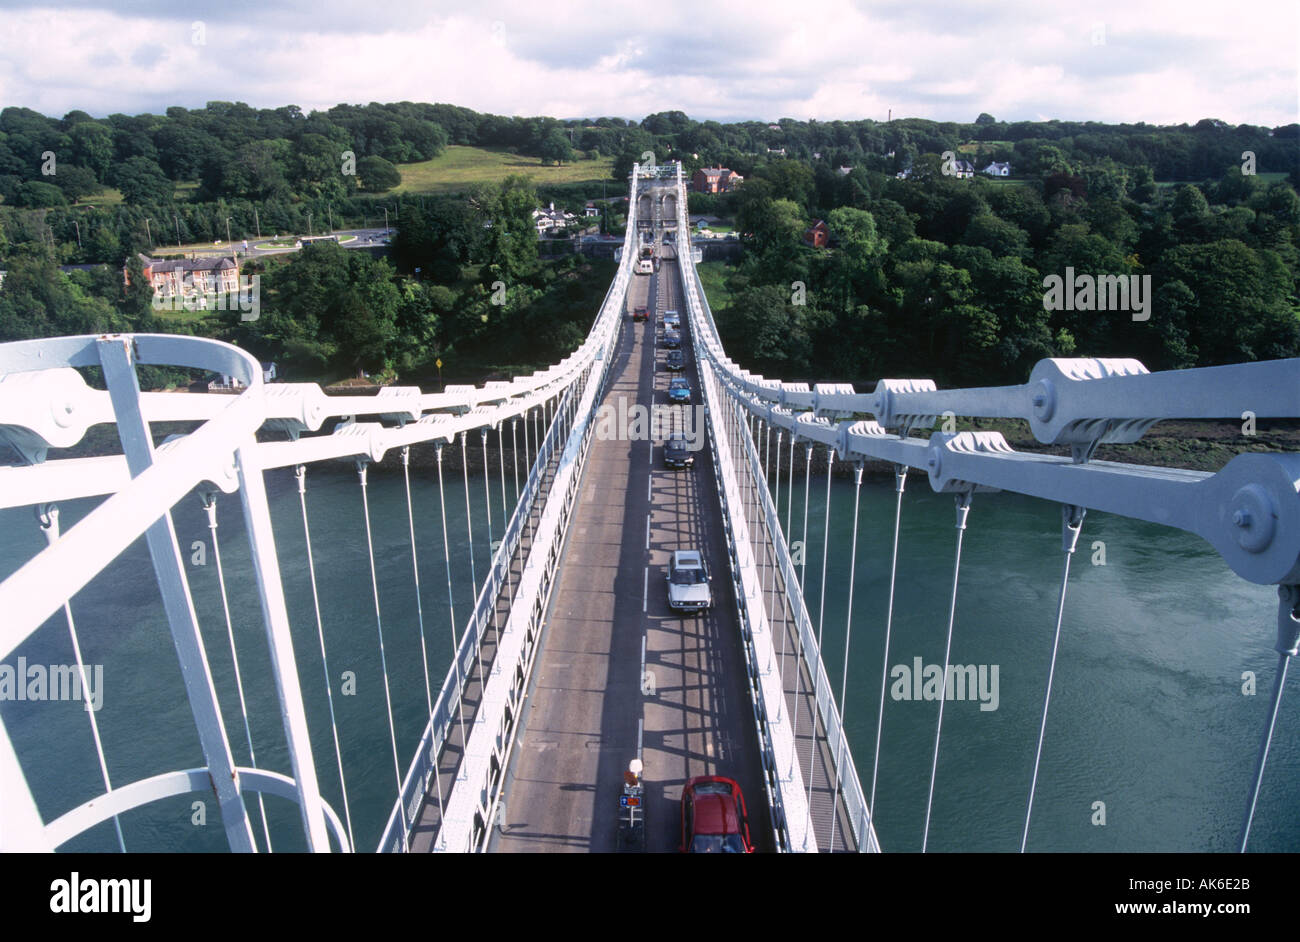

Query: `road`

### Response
(491, 253, 772, 853)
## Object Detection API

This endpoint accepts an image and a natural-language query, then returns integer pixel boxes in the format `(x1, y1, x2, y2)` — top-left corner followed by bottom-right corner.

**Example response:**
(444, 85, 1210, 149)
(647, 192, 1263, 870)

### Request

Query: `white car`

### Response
(663, 310, 681, 329)
(667, 550, 712, 612)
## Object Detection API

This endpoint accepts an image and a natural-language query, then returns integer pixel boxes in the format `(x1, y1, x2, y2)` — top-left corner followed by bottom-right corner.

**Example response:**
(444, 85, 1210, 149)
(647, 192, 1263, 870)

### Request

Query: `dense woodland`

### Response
(0, 101, 1297, 387)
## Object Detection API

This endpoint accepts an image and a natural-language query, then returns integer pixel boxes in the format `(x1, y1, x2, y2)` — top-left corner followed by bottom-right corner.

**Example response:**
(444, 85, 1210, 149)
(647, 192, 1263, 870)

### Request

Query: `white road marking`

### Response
(643, 567, 648, 612)
(645, 514, 651, 550)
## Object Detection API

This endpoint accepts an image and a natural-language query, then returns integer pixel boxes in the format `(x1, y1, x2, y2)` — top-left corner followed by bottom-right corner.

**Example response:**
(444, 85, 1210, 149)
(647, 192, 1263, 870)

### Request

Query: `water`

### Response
(3, 462, 1296, 852)
(1, 459, 511, 853)
(784, 474, 1298, 853)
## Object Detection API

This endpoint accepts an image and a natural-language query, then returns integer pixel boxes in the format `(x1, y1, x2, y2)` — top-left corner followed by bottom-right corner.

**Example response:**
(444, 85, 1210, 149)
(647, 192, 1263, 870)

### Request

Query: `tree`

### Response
(69, 122, 114, 181)
(962, 213, 1029, 258)
(717, 284, 813, 374)
(538, 129, 574, 166)
(51, 165, 102, 202)
(358, 155, 401, 192)
(110, 156, 173, 205)
(13, 180, 66, 208)
(477, 175, 540, 283)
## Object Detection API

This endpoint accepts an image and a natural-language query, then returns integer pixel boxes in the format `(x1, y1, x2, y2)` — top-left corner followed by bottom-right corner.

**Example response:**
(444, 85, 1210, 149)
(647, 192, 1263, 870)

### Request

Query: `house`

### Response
(951, 159, 975, 179)
(584, 201, 599, 217)
(982, 161, 1011, 177)
(837, 166, 853, 176)
(126, 253, 239, 301)
(692, 167, 744, 194)
(896, 166, 913, 180)
(767, 147, 786, 156)
(803, 219, 829, 249)
(531, 202, 577, 234)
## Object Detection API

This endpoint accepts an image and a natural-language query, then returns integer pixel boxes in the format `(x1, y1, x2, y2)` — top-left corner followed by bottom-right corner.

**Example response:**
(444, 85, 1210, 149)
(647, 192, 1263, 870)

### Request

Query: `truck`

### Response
(636, 243, 654, 275)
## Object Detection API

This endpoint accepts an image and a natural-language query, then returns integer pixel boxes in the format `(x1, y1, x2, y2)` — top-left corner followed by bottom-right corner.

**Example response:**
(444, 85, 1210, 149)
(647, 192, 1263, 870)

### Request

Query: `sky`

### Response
(0, 0, 1296, 127)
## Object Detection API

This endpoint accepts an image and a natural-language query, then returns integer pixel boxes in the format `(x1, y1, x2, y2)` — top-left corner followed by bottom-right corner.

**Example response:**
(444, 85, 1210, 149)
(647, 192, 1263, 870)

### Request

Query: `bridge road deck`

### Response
(491, 257, 774, 852)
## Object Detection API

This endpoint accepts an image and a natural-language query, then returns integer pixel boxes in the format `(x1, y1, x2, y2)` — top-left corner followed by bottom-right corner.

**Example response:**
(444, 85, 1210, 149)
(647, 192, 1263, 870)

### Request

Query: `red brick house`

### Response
(803, 219, 829, 249)
(692, 167, 743, 194)
(125, 253, 239, 300)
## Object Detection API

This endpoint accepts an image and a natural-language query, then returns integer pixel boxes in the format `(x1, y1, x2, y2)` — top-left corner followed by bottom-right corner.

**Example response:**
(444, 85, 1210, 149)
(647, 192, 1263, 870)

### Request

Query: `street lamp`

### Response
(383, 207, 389, 235)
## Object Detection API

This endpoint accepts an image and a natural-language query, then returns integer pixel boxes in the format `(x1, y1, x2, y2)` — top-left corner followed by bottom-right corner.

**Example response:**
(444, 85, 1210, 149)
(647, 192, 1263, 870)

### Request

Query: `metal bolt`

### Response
(1233, 509, 1252, 527)
(1032, 394, 1046, 407)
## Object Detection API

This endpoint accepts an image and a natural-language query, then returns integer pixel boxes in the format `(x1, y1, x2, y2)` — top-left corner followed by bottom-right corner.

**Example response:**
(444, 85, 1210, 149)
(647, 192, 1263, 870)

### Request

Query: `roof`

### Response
(673, 549, 703, 566)
(136, 253, 237, 272)
(686, 778, 741, 835)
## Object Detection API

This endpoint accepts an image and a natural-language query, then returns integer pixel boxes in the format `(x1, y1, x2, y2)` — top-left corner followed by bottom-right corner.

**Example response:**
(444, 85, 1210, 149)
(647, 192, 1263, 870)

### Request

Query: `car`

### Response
(663, 310, 681, 329)
(663, 432, 694, 469)
(632, 306, 649, 322)
(680, 776, 754, 853)
(663, 329, 681, 349)
(666, 549, 711, 612)
(665, 350, 685, 371)
(668, 377, 691, 403)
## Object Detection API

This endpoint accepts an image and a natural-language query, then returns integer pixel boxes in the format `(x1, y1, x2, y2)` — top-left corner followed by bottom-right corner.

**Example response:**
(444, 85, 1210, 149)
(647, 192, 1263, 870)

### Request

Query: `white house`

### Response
(531, 202, 576, 234)
(952, 159, 975, 179)
(982, 161, 1011, 177)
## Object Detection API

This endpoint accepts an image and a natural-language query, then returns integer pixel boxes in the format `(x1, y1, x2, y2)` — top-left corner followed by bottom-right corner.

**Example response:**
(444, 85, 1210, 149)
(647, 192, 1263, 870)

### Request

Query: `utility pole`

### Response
(144, 218, 152, 249)
(254, 206, 261, 240)
(383, 207, 389, 235)
(174, 214, 181, 248)
(225, 217, 233, 258)
(327, 203, 333, 233)
(73, 220, 81, 248)
(307, 211, 313, 238)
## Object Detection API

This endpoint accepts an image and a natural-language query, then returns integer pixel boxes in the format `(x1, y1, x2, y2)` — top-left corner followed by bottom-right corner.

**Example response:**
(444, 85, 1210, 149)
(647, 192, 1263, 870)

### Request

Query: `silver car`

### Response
(667, 550, 712, 612)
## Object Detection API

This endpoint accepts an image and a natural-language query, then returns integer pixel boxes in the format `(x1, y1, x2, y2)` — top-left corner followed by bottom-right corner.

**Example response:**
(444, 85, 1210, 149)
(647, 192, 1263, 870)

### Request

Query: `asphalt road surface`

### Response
(491, 256, 773, 853)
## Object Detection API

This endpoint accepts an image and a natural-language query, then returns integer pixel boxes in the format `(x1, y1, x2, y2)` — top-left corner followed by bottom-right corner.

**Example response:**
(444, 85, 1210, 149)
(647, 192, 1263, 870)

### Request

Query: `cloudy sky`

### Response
(1, 0, 1296, 126)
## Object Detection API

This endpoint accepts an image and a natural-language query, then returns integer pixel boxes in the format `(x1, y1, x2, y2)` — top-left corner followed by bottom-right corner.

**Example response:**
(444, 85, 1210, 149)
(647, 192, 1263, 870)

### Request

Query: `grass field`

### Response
(77, 187, 123, 207)
(394, 145, 614, 194)
(958, 140, 1011, 154)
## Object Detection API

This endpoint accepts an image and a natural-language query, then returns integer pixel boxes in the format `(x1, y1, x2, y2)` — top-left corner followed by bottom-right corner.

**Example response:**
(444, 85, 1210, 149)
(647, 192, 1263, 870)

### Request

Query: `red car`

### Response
(679, 776, 754, 853)
(632, 306, 649, 322)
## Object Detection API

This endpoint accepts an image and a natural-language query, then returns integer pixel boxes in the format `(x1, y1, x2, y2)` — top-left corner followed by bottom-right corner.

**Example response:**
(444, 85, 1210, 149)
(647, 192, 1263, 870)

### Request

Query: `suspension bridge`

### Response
(0, 162, 1296, 853)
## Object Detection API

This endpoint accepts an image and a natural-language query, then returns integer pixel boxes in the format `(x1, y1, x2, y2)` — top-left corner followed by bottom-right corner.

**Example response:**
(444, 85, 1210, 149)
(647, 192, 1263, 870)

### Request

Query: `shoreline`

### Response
(24, 415, 1298, 481)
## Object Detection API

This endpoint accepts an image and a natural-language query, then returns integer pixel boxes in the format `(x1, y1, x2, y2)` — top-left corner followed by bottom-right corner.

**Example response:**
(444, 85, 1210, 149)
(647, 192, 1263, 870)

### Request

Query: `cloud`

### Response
(0, 0, 1294, 126)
